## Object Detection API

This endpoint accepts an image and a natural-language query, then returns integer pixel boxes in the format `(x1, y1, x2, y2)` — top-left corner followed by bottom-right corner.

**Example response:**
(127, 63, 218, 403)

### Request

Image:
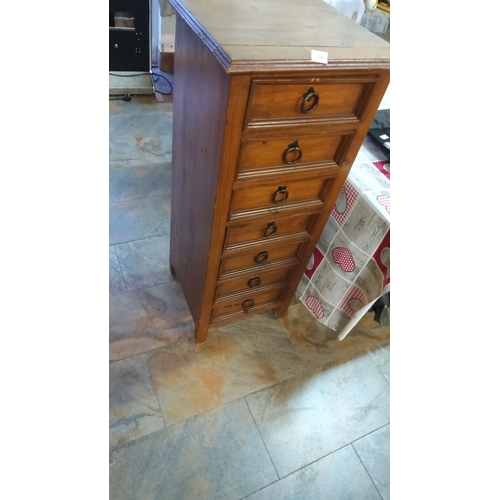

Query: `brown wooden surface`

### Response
(229, 176, 331, 215)
(169, 0, 390, 72)
(238, 133, 346, 173)
(169, 0, 390, 343)
(246, 80, 366, 124)
(215, 266, 294, 298)
(190, 75, 253, 342)
(169, 15, 231, 328)
(274, 71, 391, 316)
(209, 299, 283, 326)
(225, 212, 314, 249)
(211, 288, 287, 322)
(220, 241, 306, 275)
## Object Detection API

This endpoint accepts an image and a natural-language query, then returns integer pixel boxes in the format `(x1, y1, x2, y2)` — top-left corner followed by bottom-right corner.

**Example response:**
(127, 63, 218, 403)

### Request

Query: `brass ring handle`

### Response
(301, 86, 319, 114)
(255, 251, 268, 264)
(272, 186, 289, 204)
(242, 299, 254, 313)
(263, 222, 278, 238)
(282, 140, 302, 165)
(247, 277, 261, 288)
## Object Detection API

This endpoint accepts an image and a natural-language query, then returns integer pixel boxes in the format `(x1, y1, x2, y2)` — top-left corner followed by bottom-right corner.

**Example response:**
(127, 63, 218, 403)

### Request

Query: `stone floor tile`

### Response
(353, 424, 390, 500)
(109, 281, 195, 361)
(109, 136, 172, 169)
(110, 245, 127, 296)
(109, 163, 171, 202)
(367, 340, 390, 383)
(246, 444, 382, 500)
(245, 350, 390, 478)
(114, 235, 172, 291)
(147, 312, 307, 425)
(109, 110, 172, 139)
(109, 398, 278, 500)
(280, 301, 390, 369)
(109, 196, 170, 245)
(109, 354, 165, 449)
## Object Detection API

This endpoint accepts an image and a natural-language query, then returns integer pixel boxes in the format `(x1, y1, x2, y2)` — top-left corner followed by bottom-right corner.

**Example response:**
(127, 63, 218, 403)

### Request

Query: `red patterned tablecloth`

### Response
(296, 135, 390, 340)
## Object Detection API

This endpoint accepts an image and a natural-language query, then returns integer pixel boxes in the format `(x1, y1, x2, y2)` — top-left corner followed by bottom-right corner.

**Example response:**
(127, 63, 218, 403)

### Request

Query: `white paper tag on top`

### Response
(311, 50, 328, 64)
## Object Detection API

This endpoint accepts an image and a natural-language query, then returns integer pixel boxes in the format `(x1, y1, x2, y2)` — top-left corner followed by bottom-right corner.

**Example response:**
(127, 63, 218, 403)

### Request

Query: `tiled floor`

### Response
(109, 87, 390, 499)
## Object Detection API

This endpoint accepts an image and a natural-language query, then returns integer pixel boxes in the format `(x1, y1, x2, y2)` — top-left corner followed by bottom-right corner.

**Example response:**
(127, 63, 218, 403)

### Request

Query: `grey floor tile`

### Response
(368, 340, 390, 383)
(246, 445, 382, 500)
(353, 425, 390, 500)
(110, 246, 127, 296)
(109, 281, 195, 361)
(109, 398, 278, 500)
(280, 302, 390, 369)
(245, 350, 390, 478)
(147, 312, 307, 425)
(114, 235, 172, 291)
(109, 99, 121, 115)
(109, 136, 172, 168)
(109, 163, 172, 202)
(109, 354, 165, 449)
(109, 110, 172, 139)
(109, 196, 170, 245)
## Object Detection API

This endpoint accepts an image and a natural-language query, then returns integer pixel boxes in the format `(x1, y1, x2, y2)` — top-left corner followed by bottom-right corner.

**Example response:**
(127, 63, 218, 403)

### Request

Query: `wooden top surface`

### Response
(169, 0, 390, 73)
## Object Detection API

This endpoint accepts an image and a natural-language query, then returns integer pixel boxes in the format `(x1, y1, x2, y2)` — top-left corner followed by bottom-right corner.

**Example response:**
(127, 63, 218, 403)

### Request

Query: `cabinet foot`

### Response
(194, 321, 209, 344)
(170, 262, 177, 279)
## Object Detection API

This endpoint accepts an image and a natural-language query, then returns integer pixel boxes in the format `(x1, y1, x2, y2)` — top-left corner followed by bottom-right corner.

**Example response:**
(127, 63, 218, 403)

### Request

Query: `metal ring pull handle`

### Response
(263, 222, 278, 238)
(242, 299, 254, 313)
(272, 186, 289, 204)
(255, 251, 269, 264)
(301, 86, 319, 114)
(282, 140, 302, 165)
(247, 277, 261, 288)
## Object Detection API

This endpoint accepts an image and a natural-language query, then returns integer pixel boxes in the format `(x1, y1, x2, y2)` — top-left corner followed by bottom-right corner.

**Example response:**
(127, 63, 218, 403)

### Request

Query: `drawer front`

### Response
(245, 79, 372, 126)
(220, 242, 304, 276)
(238, 132, 347, 174)
(216, 266, 295, 298)
(225, 212, 315, 249)
(212, 288, 286, 321)
(230, 177, 329, 216)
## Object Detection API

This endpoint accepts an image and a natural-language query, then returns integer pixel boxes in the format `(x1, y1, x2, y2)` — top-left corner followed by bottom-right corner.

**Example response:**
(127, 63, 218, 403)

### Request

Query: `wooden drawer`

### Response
(238, 132, 350, 175)
(229, 177, 331, 218)
(220, 241, 304, 276)
(245, 78, 375, 127)
(211, 287, 286, 322)
(215, 265, 295, 298)
(225, 212, 315, 250)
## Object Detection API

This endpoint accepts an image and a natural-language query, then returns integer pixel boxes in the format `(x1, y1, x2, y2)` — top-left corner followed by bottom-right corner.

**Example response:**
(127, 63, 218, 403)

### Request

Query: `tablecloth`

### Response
(296, 129, 390, 340)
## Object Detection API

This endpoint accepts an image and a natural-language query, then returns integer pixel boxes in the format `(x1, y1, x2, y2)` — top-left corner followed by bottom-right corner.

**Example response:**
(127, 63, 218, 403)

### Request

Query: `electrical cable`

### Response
(109, 69, 173, 99)
(151, 71, 173, 95)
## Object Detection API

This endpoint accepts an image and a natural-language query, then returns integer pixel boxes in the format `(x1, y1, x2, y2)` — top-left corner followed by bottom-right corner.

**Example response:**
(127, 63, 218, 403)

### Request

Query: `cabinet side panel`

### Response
(170, 15, 231, 324)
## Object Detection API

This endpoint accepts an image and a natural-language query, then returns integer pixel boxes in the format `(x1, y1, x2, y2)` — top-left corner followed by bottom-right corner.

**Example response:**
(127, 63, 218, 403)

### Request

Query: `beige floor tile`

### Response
(280, 301, 390, 369)
(147, 312, 307, 425)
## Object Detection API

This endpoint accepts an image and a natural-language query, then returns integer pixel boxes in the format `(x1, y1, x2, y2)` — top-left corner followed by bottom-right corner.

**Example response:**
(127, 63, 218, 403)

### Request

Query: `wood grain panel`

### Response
(212, 287, 286, 322)
(238, 133, 346, 175)
(225, 212, 315, 249)
(169, 0, 390, 73)
(168, 0, 390, 343)
(169, 15, 231, 327)
(246, 80, 366, 125)
(220, 242, 305, 275)
(215, 266, 294, 298)
(230, 177, 330, 215)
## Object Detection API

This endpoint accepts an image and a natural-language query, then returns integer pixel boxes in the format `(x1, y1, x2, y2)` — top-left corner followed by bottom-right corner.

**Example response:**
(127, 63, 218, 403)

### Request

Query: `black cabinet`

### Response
(109, 0, 150, 71)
